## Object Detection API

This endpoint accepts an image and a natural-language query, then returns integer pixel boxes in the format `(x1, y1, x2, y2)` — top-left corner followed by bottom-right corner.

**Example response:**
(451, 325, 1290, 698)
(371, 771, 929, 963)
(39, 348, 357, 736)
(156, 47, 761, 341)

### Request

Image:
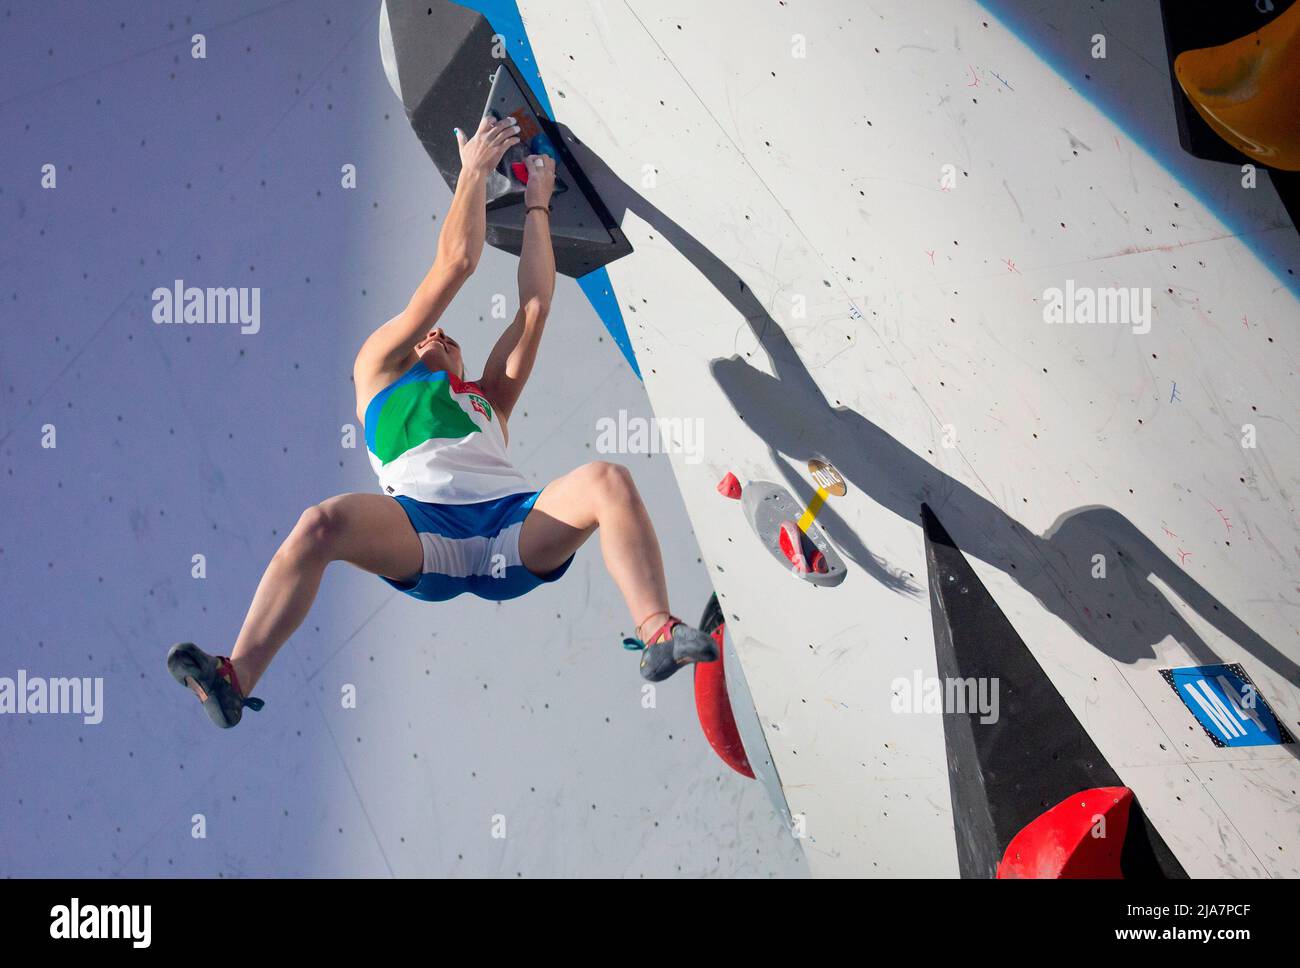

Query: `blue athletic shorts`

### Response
(381, 490, 574, 602)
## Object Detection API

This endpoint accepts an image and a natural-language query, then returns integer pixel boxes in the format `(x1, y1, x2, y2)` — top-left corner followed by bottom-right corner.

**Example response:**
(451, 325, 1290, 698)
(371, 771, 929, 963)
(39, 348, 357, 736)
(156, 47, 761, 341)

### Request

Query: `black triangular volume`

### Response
(920, 503, 1185, 878)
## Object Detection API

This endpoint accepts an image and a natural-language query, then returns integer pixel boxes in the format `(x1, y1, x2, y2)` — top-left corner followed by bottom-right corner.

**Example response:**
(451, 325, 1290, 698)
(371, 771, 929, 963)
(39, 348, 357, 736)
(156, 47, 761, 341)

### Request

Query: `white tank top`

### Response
(363, 361, 531, 505)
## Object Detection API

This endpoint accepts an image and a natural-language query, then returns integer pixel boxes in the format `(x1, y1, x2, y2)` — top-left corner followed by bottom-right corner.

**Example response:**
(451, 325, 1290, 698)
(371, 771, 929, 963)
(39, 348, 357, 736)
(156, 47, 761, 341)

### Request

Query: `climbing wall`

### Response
(512, 0, 1300, 875)
(4, 0, 1297, 880)
(0, 0, 801, 877)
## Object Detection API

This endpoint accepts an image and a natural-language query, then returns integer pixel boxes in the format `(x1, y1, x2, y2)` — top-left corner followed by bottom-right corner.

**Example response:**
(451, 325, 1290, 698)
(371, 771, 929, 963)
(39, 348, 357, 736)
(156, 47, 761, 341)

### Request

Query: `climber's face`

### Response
(415, 327, 464, 379)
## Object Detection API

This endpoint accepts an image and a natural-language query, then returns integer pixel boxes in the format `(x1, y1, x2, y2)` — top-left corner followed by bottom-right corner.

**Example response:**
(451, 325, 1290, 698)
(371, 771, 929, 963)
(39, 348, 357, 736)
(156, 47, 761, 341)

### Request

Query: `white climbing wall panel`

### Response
(4, 0, 1297, 879)
(517, 0, 1300, 875)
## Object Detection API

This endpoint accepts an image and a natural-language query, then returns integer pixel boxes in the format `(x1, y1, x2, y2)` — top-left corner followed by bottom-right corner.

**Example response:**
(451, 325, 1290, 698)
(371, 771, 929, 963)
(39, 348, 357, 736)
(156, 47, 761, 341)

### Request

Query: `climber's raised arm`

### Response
(353, 116, 521, 387)
(478, 153, 556, 421)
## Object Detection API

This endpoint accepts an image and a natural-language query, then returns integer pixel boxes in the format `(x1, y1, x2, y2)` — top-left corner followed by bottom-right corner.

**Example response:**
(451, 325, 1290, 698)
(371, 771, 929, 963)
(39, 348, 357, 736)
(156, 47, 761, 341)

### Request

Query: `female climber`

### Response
(167, 115, 717, 728)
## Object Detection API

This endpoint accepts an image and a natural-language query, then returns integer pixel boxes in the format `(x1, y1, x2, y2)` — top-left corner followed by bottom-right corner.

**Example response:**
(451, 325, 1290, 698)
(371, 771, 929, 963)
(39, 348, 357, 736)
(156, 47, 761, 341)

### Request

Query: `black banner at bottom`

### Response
(0, 877, 1287, 953)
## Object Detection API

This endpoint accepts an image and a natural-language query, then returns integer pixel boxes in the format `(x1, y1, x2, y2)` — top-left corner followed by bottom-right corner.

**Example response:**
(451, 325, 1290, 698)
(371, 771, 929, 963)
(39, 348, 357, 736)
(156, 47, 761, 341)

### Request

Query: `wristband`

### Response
(526, 205, 551, 216)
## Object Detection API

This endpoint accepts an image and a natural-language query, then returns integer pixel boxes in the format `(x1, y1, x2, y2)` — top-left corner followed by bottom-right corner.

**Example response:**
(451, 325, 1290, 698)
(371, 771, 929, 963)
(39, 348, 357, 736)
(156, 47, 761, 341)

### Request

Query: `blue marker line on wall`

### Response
(578, 269, 640, 379)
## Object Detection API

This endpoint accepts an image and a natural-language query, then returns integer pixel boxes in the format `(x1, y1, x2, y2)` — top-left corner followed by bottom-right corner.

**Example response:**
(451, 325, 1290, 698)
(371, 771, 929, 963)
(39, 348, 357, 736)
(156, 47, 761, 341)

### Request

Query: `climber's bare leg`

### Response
(518, 461, 671, 639)
(229, 493, 423, 693)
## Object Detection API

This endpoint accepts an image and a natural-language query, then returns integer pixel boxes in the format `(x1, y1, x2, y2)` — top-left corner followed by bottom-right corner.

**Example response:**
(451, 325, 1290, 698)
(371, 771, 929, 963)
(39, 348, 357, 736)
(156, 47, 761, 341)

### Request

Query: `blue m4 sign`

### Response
(1162, 664, 1295, 748)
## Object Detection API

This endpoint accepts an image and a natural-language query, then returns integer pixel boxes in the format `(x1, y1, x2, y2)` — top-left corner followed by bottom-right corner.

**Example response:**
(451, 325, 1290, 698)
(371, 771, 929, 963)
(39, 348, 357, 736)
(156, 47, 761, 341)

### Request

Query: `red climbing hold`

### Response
(716, 471, 742, 499)
(510, 160, 530, 184)
(694, 622, 754, 779)
(778, 520, 809, 573)
(997, 786, 1134, 879)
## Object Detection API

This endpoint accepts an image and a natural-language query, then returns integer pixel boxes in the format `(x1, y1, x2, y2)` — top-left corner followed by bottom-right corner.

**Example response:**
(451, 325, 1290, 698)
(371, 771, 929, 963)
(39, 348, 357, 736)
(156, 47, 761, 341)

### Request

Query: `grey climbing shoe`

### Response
(628, 616, 719, 682)
(166, 642, 264, 729)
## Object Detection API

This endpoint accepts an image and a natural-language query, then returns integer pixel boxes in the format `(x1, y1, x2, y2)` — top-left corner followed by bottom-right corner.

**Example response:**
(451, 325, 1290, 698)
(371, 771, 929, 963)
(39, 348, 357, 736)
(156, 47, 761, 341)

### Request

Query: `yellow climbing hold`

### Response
(1174, 4, 1300, 171)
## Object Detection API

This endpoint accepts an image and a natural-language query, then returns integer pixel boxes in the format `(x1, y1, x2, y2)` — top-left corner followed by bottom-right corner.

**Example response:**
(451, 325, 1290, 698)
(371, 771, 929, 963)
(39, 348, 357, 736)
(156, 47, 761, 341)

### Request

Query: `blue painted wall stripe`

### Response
(979, 0, 1300, 302)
